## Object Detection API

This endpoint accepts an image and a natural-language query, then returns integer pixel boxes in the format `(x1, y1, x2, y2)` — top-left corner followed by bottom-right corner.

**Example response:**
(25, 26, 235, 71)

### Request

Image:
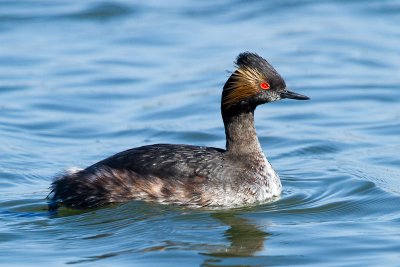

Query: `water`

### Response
(1, 0, 400, 266)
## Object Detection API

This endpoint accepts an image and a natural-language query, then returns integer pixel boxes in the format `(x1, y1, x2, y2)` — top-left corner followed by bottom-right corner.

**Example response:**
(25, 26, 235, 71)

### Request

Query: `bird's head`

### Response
(222, 52, 309, 112)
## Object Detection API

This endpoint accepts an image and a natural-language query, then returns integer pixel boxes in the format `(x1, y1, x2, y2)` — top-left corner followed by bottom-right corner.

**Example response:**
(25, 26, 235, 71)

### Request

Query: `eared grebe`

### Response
(48, 52, 309, 210)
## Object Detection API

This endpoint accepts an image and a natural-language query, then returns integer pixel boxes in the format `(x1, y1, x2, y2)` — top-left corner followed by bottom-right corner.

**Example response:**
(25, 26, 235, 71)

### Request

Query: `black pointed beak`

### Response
(280, 89, 310, 100)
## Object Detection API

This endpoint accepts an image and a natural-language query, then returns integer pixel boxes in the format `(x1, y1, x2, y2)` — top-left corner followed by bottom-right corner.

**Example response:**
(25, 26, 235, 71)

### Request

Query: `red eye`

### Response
(260, 82, 270, 90)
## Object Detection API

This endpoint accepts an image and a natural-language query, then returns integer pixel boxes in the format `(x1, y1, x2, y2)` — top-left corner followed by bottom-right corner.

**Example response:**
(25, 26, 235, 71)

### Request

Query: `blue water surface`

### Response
(1, 0, 400, 266)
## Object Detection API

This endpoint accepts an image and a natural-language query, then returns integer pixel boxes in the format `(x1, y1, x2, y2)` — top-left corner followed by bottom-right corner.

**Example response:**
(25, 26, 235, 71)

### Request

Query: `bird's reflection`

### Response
(203, 211, 269, 260)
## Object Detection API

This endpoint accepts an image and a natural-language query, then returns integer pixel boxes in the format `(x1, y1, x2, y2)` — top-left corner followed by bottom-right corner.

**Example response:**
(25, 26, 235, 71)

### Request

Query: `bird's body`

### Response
(50, 143, 281, 209)
(48, 52, 309, 210)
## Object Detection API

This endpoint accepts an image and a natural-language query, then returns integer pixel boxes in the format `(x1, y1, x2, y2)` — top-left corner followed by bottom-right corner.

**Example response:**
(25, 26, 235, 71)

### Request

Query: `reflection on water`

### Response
(206, 213, 267, 258)
(1, 0, 400, 266)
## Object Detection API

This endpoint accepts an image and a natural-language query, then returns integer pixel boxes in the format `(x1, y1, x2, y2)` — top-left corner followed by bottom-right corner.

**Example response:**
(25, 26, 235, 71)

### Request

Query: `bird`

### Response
(48, 52, 309, 210)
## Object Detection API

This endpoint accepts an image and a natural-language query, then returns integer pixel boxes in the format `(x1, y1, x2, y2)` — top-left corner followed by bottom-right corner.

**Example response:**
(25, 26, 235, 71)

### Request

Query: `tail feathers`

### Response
(48, 166, 138, 210)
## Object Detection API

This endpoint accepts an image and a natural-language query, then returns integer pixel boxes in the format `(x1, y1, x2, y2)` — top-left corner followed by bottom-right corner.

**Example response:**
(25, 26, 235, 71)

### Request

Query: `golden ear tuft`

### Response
(222, 66, 264, 108)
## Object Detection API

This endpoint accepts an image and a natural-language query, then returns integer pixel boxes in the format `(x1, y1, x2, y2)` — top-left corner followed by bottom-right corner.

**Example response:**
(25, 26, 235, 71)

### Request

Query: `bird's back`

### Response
(89, 144, 226, 179)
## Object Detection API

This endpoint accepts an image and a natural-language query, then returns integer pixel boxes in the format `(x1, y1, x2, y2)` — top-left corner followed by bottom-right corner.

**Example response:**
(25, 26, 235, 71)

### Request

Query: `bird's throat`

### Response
(223, 108, 263, 157)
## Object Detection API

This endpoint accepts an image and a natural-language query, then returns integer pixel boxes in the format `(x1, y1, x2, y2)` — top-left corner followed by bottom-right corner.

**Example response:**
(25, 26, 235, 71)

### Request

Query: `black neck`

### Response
(222, 105, 263, 156)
